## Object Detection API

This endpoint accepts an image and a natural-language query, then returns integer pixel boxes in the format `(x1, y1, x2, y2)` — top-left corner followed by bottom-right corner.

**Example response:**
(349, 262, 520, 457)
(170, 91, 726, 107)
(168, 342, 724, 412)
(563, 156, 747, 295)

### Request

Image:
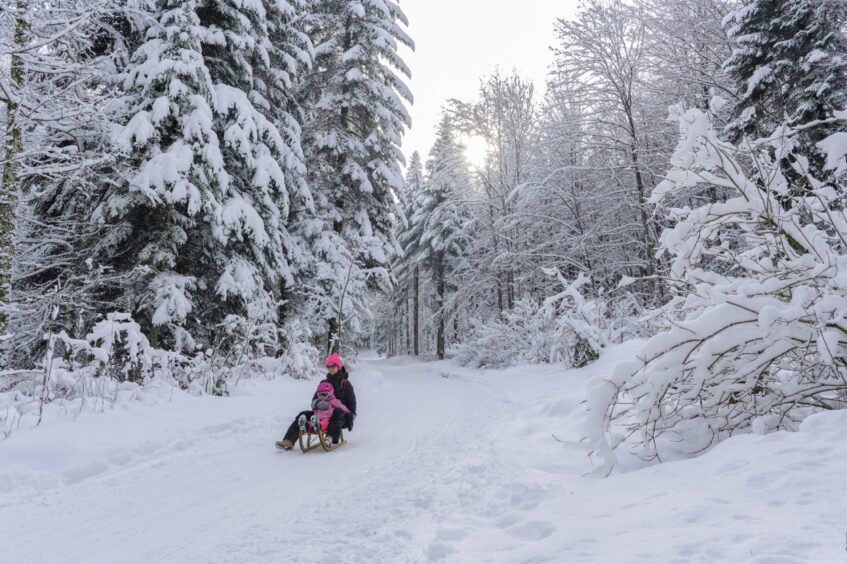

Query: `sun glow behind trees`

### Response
(461, 135, 489, 169)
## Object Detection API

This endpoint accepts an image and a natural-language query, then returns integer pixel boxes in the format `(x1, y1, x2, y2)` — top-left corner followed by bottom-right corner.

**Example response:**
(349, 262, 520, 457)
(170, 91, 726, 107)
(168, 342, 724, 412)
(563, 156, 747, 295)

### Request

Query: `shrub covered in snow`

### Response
(0, 311, 321, 436)
(456, 273, 608, 368)
(583, 106, 847, 473)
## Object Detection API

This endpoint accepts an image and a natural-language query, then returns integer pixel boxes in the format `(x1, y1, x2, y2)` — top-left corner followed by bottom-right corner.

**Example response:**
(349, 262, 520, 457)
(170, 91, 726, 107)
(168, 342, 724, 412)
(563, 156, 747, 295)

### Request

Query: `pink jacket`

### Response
(312, 381, 350, 431)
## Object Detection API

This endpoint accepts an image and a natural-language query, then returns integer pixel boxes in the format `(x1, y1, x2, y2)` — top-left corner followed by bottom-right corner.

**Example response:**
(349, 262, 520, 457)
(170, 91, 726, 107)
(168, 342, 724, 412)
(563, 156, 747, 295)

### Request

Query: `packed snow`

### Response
(2, 343, 844, 563)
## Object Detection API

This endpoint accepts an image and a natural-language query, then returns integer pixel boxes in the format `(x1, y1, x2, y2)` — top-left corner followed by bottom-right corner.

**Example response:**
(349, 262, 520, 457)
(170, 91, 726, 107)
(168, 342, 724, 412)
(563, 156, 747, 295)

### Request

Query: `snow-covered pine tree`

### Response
(193, 0, 314, 355)
(105, 0, 223, 351)
(397, 151, 424, 356)
(103, 0, 304, 355)
(724, 0, 847, 178)
(381, 151, 423, 356)
(300, 0, 413, 354)
(398, 152, 422, 220)
(410, 115, 472, 359)
(257, 0, 318, 349)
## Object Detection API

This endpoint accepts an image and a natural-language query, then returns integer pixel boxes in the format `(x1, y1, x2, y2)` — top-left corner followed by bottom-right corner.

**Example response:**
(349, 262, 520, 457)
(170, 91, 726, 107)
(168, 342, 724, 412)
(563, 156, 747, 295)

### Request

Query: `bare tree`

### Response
(452, 70, 537, 313)
(554, 0, 658, 293)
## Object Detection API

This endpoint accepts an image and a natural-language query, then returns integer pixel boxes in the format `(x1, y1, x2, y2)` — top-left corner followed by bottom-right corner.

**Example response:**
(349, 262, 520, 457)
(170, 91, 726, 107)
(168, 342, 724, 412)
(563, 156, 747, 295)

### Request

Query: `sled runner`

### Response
(297, 414, 345, 453)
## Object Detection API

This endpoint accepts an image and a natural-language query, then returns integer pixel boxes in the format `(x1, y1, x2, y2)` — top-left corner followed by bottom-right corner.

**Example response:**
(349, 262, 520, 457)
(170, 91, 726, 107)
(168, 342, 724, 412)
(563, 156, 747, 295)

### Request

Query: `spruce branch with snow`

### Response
(724, 0, 847, 181)
(100, 0, 309, 356)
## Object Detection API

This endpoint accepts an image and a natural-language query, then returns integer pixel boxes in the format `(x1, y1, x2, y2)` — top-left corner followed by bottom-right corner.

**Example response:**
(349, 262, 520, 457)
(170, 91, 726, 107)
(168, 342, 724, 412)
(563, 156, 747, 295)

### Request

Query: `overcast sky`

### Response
(398, 0, 580, 166)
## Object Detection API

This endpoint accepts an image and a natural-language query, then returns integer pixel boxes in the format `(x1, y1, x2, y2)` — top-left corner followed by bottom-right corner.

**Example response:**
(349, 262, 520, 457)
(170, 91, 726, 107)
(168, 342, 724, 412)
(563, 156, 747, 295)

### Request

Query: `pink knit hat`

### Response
(324, 353, 343, 369)
(316, 381, 334, 395)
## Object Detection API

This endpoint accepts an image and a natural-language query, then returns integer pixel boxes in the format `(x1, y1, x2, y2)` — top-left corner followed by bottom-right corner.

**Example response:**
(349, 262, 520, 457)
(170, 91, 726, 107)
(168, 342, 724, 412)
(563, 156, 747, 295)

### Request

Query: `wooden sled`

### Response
(298, 422, 345, 453)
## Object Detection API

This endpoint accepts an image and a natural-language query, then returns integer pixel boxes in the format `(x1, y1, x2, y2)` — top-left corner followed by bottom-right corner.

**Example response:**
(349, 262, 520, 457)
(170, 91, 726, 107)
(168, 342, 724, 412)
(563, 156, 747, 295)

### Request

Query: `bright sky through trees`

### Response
(462, 135, 488, 169)
(399, 0, 579, 164)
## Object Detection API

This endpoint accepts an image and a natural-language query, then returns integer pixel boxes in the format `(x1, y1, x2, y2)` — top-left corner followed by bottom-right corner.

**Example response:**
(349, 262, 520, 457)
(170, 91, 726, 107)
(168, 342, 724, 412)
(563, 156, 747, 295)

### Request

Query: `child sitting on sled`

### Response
(276, 380, 350, 450)
(310, 380, 350, 441)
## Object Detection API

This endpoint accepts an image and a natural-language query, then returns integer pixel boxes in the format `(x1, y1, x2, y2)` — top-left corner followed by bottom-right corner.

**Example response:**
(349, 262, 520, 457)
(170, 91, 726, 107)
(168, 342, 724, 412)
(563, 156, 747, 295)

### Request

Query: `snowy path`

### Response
(0, 355, 531, 563)
(2, 347, 846, 563)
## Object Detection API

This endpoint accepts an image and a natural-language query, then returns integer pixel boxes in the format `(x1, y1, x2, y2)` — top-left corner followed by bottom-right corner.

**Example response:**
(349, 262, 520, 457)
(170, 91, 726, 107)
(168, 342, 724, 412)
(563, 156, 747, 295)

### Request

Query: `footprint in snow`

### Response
(426, 542, 455, 561)
(495, 513, 522, 528)
(434, 528, 467, 541)
(507, 520, 556, 541)
(509, 482, 549, 510)
(62, 460, 108, 484)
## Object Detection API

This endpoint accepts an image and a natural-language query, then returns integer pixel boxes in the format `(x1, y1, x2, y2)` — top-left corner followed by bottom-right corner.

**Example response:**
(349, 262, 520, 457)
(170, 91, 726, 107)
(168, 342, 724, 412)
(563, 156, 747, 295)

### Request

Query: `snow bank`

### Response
(434, 345, 847, 563)
(0, 377, 312, 497)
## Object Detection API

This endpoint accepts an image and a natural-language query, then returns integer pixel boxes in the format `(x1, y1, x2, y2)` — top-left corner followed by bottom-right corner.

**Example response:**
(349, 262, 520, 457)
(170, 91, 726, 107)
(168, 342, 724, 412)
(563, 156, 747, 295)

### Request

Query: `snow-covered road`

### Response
(2, 347, 845, 563)
(0, 353, 543, 563)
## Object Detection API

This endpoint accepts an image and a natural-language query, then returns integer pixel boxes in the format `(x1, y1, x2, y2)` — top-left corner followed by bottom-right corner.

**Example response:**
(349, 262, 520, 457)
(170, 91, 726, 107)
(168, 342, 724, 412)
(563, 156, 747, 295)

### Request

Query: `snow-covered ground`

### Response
(1, 343, 845, 563)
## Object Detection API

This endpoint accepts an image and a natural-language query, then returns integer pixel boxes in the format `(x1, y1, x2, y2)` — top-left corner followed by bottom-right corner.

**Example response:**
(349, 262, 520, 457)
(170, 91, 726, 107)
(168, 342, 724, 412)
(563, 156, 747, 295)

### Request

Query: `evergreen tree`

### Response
(255, 0, 317, 332)
(398, 151, 423, 215)
(300, 0, 413, 353)
(394, 151, 424, 355)
(194, 0, 314, 349)
(724, 0, 847, 147)
(106, 0, 224, 350)
(102, 0, 304, 352)
(410, 116, 471, 359)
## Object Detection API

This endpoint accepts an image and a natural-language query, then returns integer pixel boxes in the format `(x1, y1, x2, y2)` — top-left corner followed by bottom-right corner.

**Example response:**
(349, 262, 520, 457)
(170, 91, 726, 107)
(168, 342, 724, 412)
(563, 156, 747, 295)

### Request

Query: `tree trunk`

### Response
(435, 256, 445, 360)
(0, 1, 27, 338)
(496, 272, 504, 315)
(413, 266, 419, 355)
(507, 269, 514, 310)
(624, 104, 655, 286)
(149, 325, 159, 349)
(404, 287, 411, 354)
(327, 317, 339, 355)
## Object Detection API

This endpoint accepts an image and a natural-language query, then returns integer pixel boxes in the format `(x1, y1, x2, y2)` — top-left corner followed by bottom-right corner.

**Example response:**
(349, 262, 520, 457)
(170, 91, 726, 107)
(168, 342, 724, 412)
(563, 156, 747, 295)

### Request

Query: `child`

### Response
(311, 381, 350, 443)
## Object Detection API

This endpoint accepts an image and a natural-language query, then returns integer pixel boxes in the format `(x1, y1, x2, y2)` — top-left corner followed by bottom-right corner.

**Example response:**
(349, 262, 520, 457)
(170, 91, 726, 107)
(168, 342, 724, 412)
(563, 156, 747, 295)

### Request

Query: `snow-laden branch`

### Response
(583, 105, 847, 474)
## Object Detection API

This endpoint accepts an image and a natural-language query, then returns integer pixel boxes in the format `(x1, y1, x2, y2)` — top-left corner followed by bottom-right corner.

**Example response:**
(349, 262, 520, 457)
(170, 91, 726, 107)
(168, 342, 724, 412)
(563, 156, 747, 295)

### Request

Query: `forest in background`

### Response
(380, 0, 847, 465)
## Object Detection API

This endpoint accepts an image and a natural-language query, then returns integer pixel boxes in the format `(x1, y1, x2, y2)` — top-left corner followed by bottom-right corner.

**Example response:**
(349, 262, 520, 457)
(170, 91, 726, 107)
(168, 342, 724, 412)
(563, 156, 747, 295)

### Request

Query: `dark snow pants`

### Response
(282, 409, 346, 443)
